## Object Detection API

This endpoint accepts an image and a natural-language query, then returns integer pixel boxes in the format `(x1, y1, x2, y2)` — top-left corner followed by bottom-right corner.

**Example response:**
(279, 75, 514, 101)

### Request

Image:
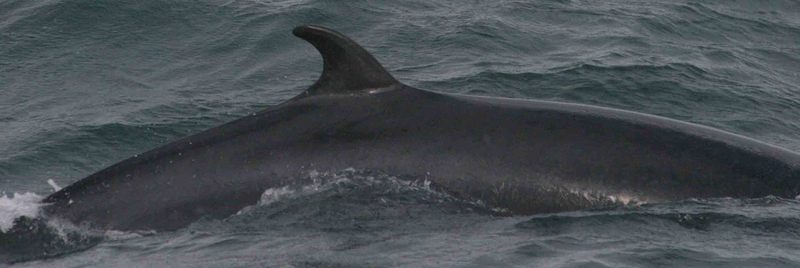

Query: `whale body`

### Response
(42, 25, 800, 231)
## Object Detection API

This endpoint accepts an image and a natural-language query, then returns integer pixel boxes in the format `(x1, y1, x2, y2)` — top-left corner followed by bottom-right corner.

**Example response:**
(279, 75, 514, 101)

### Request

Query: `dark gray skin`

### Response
(42, 25, 800, 231)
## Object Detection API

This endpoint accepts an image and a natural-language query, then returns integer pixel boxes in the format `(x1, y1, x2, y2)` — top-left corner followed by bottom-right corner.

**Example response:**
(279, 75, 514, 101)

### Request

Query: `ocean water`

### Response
(2, 0, 800, 266)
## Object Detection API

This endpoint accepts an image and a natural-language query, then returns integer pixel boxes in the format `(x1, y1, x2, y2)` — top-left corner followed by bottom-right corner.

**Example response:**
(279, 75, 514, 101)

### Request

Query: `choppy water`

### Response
(2, 0, 800, 266)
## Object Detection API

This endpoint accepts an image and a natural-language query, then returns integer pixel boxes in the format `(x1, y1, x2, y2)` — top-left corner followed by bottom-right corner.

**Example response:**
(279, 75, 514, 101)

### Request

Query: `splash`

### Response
(0, 192, 43, 232)
(256, 169, 354, 207)
(233, 168, 507, 220)
(253, 168, 442, 208)
(0, 192, 104, 264)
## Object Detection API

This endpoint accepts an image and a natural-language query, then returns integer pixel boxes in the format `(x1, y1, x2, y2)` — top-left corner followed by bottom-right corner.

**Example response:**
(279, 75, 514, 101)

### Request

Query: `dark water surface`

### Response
(2, 0, 800, 266)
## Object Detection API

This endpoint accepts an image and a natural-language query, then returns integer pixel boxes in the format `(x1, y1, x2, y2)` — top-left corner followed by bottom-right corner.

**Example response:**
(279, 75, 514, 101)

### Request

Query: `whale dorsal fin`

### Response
(293, 25, 400, 96)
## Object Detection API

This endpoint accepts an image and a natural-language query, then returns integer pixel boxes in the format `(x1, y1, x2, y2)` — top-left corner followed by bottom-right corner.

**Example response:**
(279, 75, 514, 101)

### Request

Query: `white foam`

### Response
(257, 186, 302, 207)
(236, 169, 448, 215)
(255, 171, 353, 207)
(0, 192, 44, 232)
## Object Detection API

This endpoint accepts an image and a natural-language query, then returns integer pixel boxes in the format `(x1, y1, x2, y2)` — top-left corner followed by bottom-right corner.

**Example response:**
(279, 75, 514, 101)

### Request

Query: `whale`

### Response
(41, 25, 800, 231)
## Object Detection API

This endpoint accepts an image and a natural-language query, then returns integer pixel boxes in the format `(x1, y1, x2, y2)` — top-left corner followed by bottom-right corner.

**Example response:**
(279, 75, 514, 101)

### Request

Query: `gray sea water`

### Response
(2, 0, 800, 267)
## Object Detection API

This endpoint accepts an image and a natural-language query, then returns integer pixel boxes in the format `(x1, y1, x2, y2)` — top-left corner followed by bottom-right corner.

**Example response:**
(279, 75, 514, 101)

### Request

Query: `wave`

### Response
(512, 197, 800, 267)
(221, 168, 504, 233)
(0, 192, 100, 264)
(517, 196, 800, 236)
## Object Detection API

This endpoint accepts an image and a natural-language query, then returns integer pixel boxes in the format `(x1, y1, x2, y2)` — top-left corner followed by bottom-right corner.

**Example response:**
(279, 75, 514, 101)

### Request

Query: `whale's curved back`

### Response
(39, 25, 800, 233)
(293, 25, 400, 97)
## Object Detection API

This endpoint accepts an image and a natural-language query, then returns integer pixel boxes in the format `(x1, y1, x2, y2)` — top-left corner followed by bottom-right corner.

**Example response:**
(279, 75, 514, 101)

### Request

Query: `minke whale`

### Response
(42, 25, 800, 231)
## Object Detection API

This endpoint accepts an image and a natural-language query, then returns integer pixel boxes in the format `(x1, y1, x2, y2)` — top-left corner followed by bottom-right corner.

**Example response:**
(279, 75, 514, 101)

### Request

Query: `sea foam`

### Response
(0, 192, 43, 232)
